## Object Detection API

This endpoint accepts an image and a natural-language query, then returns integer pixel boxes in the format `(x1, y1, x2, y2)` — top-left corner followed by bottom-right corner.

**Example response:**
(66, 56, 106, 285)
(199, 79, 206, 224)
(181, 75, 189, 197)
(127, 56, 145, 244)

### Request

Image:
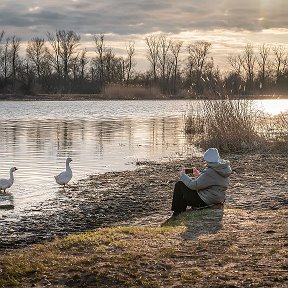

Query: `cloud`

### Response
(1, 0, 287, 72)
(0, 0, 287, 39)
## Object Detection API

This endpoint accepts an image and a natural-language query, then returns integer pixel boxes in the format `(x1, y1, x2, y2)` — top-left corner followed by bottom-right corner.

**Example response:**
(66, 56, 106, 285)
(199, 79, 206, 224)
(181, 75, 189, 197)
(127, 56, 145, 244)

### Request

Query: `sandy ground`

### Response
(0, 152, 287, 287)
(0, 153, 287, 250)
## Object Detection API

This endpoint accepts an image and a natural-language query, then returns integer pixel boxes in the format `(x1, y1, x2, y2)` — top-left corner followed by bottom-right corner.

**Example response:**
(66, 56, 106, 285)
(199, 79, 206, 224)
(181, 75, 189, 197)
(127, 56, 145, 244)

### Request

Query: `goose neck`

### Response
(9, 170, 14, 182)
(66, 162, 72, 172)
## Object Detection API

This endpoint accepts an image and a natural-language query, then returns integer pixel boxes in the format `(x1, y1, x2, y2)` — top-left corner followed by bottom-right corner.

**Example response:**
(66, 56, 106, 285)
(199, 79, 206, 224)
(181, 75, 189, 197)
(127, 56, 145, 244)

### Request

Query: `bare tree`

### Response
(93, 33, 106, 90)
(228, 54, 242, 75)
(47, 30, 80, 84)
(187, 41, 212, 94)
(10, 36, 21, 92)
(103, 48, 123, 84)
(240, 44, 256, 85)
(226, 54, 244, 95)
(272, 45, 287, 83)
(71, 54, 79, 81)
(257, 44, 270, 89)
(104, 48, 113, 84)
(145, 35, 160, 83)
(125, 40, 135, 85)
(26, 37, 49, 81)
(60, 30, 80, 82)
(157, 34, 171, 86)
(170, 40, 183, 94)
(47, 32, 61, 77)
(0, 30, 4, 59)
(79, 49, 88, 80)
(0, 30, 4, 43)
(1, 37, 11, 81)
(0, 31, 6, 79)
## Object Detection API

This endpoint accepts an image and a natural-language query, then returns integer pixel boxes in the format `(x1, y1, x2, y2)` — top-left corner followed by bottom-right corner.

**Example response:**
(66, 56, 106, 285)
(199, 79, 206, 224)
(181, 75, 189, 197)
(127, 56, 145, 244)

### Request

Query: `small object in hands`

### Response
(184, 168, 194, 174)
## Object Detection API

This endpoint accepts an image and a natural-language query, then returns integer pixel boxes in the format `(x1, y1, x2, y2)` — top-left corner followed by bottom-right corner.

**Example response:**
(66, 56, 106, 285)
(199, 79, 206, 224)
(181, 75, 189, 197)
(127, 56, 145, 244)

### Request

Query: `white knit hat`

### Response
(203, 148, 220, 163)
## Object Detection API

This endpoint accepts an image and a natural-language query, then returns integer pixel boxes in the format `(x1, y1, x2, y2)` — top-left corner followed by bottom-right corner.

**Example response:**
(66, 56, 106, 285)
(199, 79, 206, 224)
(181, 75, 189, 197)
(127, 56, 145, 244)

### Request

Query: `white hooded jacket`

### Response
(180, 160, 232, 205)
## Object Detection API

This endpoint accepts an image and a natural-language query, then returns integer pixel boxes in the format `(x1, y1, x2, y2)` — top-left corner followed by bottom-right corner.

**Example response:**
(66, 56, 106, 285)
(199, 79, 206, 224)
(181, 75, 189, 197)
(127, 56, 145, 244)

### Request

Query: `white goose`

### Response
(0, 167, 18, 192)
(54, 157, 73, 187)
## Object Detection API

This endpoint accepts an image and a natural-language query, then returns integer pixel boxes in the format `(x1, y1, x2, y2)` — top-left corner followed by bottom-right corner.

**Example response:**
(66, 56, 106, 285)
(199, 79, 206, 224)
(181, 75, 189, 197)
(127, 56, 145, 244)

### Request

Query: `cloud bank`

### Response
(1, 0, 287, 70)
(0, 0, 287, 38)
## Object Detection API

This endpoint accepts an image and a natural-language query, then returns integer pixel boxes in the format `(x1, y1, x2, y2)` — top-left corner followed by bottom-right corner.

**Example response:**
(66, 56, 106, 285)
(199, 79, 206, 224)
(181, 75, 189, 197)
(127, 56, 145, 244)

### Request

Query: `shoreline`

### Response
(0, 152, 287, 287)
(0, 93, 288, 101)
(0, 152, 287, 250)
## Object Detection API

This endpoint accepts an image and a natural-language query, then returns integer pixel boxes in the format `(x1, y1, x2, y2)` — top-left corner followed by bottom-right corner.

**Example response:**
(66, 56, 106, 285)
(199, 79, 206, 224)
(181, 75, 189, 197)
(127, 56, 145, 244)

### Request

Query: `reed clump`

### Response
(184, 101, 205, 135)
(103, 84, 162, 99)
(185, 99, 288, 153)
(263, 112, 288, 151)
(201, 99, 263, 152)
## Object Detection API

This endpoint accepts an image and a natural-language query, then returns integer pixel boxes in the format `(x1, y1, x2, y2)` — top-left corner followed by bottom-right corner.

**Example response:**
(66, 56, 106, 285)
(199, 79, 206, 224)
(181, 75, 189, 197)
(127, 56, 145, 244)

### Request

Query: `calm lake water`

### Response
(0, 99, 287, 216)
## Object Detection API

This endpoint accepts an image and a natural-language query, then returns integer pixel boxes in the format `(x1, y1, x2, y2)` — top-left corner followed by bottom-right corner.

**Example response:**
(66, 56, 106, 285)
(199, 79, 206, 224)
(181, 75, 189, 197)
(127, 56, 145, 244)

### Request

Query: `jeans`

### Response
(171, 181, 207, 216)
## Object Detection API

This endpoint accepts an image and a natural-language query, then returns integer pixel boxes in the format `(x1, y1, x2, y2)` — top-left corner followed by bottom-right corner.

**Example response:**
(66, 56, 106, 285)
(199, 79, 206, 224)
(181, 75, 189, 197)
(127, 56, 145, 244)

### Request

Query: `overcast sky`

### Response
(1, 0, 288, 70)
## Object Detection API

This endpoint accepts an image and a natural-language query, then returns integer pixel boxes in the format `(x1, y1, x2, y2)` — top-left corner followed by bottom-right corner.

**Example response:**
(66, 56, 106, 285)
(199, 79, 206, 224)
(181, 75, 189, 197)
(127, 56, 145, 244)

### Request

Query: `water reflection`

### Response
(1, 98, 285, 216)
(0, 116, 195, 214)
(0, 193, 14, 210)
(1, 117, 188, 158)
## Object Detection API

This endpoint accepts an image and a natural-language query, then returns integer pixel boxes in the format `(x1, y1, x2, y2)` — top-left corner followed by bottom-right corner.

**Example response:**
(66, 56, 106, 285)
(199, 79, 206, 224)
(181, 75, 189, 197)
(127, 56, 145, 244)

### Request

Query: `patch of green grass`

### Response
(0, 208, 287, 287)
(162, 208, 221, 227)
(0, 226, 179, 287)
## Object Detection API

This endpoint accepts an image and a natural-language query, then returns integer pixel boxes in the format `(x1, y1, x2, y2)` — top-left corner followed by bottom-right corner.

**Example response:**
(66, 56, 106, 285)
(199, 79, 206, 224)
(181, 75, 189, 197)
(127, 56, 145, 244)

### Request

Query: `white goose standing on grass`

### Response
(0, 167, 18, 193)
(54, 157, 73, 188)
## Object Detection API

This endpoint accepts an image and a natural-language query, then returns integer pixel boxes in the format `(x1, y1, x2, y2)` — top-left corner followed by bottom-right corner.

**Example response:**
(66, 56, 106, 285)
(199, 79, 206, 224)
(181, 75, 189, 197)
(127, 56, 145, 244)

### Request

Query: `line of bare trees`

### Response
(0, 29, 287, 97)
(227, 43, 288, 96)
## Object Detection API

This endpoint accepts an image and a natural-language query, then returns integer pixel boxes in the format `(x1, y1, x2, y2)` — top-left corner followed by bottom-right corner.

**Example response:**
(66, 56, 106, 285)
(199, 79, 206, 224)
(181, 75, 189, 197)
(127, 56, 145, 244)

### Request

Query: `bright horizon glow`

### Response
(254, 99, 288, 115)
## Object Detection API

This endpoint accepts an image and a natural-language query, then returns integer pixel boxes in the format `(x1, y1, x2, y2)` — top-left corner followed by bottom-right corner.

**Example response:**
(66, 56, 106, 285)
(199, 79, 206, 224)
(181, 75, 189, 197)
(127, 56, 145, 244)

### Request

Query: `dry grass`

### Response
(185, 99, 288, 153)
(0, 153, 287, 287)
(201, 99, 263, 152)
(103, 84, 163, 100)
(184, 101, 205, 135)
(261, 112, 288, 151)
(0, 208, 287, 287)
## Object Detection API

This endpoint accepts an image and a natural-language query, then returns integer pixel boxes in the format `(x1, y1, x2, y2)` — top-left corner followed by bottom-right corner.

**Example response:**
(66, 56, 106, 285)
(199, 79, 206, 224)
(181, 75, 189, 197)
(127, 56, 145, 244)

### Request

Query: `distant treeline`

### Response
(0, 30, 287, 98)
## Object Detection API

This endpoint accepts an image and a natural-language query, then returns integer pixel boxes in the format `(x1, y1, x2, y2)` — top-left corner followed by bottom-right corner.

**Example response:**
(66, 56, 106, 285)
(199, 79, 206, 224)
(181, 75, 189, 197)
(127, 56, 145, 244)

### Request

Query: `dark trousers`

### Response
(171, 181, 207, 216)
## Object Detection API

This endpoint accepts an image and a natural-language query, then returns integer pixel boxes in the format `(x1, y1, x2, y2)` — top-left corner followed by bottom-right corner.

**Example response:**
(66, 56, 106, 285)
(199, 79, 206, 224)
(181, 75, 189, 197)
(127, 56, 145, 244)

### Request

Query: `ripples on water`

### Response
(0, 99, 287, 216)
(0, 100, 199, 215)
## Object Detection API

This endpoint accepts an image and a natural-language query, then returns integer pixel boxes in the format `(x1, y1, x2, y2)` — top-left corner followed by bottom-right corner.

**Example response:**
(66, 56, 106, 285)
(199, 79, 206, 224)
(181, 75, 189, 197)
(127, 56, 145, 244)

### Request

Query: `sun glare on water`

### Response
(254, 99, 288, 115)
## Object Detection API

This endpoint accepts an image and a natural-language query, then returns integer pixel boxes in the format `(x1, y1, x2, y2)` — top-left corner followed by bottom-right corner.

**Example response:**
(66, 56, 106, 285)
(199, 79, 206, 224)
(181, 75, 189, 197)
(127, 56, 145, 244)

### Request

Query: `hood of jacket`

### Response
(207, 160, 232, 178)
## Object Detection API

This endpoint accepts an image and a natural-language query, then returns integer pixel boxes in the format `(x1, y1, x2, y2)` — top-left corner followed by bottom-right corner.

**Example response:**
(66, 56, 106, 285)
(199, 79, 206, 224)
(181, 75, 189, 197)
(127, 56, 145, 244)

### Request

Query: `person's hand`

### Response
(192, 166, 201, 177)
(180, 167, 186, 177)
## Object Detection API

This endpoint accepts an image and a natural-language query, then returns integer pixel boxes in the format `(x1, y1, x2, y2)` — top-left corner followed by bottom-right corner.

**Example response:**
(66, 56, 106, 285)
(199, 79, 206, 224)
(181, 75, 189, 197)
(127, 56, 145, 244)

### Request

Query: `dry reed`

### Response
(201, 99, 264, 152)
(103, 84, 162, 99)
(263, 112, 288, 151)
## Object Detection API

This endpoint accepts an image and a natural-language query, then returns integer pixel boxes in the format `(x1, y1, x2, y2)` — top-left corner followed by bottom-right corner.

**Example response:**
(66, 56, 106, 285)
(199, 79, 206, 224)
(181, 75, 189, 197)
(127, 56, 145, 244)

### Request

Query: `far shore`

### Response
(0, 93, 288, 101)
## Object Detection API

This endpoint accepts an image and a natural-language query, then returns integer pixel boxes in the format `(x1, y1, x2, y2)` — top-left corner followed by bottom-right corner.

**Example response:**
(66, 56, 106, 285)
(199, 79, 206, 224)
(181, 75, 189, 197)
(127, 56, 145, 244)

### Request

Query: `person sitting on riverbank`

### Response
(171, 148, 232, 217)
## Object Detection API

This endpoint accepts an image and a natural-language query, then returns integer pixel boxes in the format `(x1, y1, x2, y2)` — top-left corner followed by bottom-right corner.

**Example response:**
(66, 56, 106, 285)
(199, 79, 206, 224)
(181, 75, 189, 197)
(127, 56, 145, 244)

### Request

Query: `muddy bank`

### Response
(1, 93, 288, 101)
(0, 153, 287, 249)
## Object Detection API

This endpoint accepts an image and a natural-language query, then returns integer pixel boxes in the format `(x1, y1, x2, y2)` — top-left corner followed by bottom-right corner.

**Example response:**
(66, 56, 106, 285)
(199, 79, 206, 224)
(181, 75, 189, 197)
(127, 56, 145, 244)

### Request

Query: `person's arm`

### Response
(192, 166, 201, 176)
(180, 169, 214, 190)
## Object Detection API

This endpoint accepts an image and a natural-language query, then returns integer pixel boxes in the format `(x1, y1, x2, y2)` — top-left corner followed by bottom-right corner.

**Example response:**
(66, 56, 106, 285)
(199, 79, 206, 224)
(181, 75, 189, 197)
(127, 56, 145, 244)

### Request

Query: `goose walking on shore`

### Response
(54, 157, 73, 188)
(0, 167, 18, 193)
